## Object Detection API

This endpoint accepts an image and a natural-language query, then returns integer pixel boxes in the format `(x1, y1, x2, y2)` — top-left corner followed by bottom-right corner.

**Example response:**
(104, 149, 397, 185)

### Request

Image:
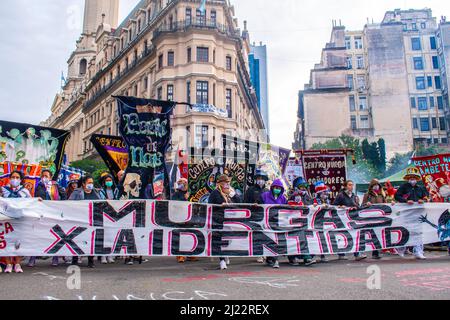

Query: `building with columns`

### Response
(293, 9, 450, 159)
(42, 0, 266, 163)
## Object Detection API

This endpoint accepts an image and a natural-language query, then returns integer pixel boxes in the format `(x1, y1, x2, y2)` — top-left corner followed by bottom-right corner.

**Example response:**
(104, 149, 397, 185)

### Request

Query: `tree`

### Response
(377, 139, 387, 173)
(70, 158, 109, 186)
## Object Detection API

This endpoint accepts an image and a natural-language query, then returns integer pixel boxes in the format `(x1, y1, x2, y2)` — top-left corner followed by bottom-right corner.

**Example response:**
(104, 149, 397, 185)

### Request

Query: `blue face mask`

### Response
(86, 184, 94, 191)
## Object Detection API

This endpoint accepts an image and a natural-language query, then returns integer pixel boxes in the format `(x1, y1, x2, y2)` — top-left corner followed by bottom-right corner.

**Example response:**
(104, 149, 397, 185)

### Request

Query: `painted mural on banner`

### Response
(0, 162, 42, 196)
(412, 154, 450, 203)
(116, 97, 175, 200)
(57, 165, 86, 189)
(0, 120, 69, 176)
(257, 143, 291, 184)
(300, 150, 347, 200)
(90, 134, 129, 182)
(0, 198, 449, 257)
(188, 149, 246, 203)
(284, 158, 304, 187)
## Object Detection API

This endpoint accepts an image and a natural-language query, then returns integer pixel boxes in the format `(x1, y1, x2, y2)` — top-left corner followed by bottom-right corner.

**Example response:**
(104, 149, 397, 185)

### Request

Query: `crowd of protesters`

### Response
(0, 166, 448, 273)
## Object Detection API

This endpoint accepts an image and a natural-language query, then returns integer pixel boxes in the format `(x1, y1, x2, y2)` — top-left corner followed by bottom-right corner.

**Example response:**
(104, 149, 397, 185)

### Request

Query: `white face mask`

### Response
(409, 179, 418, 186)
(42, 178, 50, 185)
(10, 179, 21, 188)
(256, 180, 266, 187)
(86, 184, 94, 191)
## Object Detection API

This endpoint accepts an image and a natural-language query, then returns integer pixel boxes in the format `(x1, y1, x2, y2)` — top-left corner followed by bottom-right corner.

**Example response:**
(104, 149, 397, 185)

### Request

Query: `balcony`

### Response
(84, 45, 156, 110)
(153, 19, 241, 40)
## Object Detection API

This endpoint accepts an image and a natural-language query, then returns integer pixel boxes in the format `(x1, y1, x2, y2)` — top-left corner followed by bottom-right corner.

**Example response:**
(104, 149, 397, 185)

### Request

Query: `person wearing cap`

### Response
(289, 177, 313, 206)
(66, 175, 81, 199)
(334, 180, 368, 262)
(244, 170, 269, 205)
(208, 175, 240, 270)
(395, 167, 429, 260)
(261, 179, 288, 269)
(287, 177, 316, 267)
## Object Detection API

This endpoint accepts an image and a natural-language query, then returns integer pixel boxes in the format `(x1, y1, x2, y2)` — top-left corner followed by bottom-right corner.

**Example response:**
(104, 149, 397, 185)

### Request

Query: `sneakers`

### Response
(256, 257, 265, 264)
(177, 256, 186, 263)
(14, 264, 23, 273)
(355, 255, 368, 262)
(27, 257, 36, 268)
(4, 264, 13, 273)
(415, 254, 427, 260)
(320, 256, 329, 263)
(225, 257, 231, 265)
(304, 259, 317, 267)
(273, 261, 280, 269)
(220, 260, 228, 270)
(125, 258, 134, 265)
(101, 257, 108, 264)
(289, 258, 300, 266)
(107, 257, 115, 264)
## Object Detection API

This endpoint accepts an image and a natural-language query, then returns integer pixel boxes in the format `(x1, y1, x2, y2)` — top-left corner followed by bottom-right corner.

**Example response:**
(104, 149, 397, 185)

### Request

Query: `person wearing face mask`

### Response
(362, 179, 390, 260)
(69, 175, 105, 268)
(0, 170, 31, 274)
(244, 170, 269, 205)
(208, 175, 241, 270)
(334, 180, 367, 262)
(99, 173, 120, 265)
(312, 181, 334, 263)
(28, 169, 67, 268)
(261, 179, 288, 269)
(395, 167, 429, 260)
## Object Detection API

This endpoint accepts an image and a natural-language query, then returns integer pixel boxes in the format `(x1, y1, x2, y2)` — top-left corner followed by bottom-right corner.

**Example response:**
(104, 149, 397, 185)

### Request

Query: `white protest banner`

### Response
(0, 199, 449, 257)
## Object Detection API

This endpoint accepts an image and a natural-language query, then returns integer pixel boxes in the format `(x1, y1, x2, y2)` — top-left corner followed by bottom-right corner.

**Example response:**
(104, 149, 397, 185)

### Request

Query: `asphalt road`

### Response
(1, 251, 449, 300)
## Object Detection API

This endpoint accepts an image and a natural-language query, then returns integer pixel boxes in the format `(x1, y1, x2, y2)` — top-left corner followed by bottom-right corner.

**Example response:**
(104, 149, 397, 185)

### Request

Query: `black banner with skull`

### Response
(115, 97, 176, 200)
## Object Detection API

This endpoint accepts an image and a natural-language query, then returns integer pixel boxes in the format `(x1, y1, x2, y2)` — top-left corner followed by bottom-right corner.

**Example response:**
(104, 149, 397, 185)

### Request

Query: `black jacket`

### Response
(395, 183, 429, 203)
(333, 191, 360, 208)
(208, 189, 241, 205)
(244, 185, 267, 204)
(172, 190, 188, 201)
(34, 182, 66, 200)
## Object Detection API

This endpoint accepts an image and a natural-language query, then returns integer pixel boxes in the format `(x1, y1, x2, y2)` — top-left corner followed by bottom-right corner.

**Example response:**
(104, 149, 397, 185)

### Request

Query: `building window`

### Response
(438, 96, 444, 109)
(196, 81, 208, 104)
(186, 8, 192, 24)
(211, 10, 217, 25)
(430, 36, 437, 50)
(432, 117, 438, 129)
(196, 9, 206, 25)
(345, 37, 351, 50)
(432, 56, 439, 69)
(413, 118, 418, 129)
(356, 55, 364, 69)
(357, 75, 366, 89)
(226, 56, 232, 71)
(186, 81, 191, 104)
(412, 37, 422, 51)
(347, 75, 354, 90)
(360, 116, 369, 129)
(410, 97, 416, 108)
(354, 37, 363, 49)
(427, 76, 433, 88)
(157, 87, 163, 100)
(168, 51, 174, 66)
(435, 76, 442, 89)
(412, 23, 417, 31)
(359, 96, 367, 110)
(79, 59, 87, 75)
(187, 47, 192, 62)
(442, 138, 448, 144)
(421, 22, 426, 29)
(416, 77, 426, 90)
(158, 54, 164, 69)
(226, 89, 232, 118)
(440, 117, 447, 131)
(197, 47, 209, 63)
(418, 97, 428, 110)
(167, 84, 174, 101)
(195, 125, 209, 148)
(349, 95, 356, 111)
(346, 56, 353, 69)
(413, 57, 424, 70)
(429, 96, 435, 108)
(420, 118, 430, 132)
(351, 116, 357, 130)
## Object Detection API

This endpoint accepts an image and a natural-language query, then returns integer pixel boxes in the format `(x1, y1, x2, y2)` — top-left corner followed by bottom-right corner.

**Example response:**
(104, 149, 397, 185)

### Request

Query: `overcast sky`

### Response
(1, 0, 449, 149)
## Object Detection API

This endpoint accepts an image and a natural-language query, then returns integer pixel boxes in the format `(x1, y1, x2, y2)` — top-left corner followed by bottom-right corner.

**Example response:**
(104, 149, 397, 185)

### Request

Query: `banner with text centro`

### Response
(0, 198, 448, 257)
(115, 97, 176, 200)
(412, 154, 450, 203)
(90, 134, 128, 182)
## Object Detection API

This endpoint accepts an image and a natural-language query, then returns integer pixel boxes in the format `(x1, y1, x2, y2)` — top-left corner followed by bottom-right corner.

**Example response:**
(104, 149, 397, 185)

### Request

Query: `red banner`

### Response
(412, 154, 450, 203)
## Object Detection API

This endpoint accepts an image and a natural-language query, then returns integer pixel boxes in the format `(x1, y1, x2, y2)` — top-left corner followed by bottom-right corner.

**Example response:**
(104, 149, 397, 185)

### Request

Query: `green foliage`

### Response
(384, 152, 413, 178)
(70, 158, 109, 187)
(415, 144, 450, 157)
